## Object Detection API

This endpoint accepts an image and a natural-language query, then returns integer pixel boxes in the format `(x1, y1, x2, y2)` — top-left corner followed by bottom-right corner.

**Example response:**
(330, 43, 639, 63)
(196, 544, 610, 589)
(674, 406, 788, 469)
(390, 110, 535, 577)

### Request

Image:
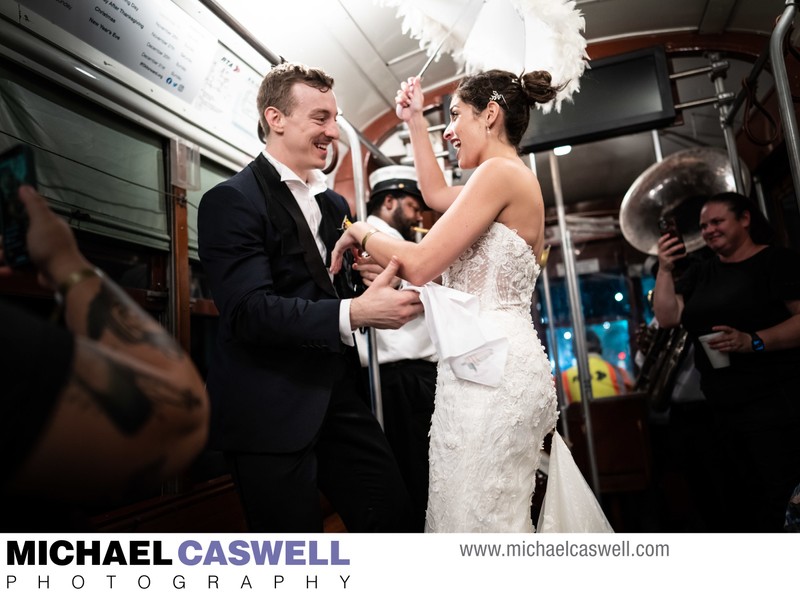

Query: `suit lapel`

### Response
(251, 155, 337, 298)
(315, 191, 342, 264)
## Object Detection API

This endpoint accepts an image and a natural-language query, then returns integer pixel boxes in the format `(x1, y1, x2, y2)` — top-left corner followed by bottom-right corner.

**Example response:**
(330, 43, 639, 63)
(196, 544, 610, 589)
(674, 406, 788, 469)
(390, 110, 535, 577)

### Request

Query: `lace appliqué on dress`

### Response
(426, 223, 558, 533)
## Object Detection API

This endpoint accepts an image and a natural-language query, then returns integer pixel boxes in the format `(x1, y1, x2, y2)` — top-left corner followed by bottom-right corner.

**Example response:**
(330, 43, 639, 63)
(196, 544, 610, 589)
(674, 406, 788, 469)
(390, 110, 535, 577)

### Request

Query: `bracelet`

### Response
(361, 228, 380, 252)
(55, 267, 102, 304)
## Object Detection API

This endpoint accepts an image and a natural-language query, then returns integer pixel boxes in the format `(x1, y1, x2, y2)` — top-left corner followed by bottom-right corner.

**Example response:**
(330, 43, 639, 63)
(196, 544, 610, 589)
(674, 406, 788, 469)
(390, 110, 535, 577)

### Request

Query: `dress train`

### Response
(537, 432, 614, 533)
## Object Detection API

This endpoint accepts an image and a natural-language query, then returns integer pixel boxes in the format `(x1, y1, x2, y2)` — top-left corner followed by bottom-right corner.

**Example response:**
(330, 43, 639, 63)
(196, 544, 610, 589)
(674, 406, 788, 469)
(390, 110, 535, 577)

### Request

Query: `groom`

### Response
(198, 62, 422, 532)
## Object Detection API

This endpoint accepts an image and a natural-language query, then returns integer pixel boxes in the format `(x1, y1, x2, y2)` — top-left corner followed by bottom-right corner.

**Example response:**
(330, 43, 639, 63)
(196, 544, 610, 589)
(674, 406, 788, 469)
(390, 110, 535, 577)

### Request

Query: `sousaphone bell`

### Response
(619, 147, 751, 255)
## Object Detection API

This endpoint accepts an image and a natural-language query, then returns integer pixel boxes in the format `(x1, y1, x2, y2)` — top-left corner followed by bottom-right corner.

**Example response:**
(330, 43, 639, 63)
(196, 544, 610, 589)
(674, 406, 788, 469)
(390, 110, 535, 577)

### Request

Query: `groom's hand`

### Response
(350, 257, 422, 329)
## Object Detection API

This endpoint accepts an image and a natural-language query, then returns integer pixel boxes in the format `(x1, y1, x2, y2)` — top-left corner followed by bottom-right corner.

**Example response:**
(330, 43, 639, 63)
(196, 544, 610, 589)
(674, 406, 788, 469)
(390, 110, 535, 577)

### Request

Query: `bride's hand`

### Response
(330, 221, 369, 275)
(395, 76, 424, 121)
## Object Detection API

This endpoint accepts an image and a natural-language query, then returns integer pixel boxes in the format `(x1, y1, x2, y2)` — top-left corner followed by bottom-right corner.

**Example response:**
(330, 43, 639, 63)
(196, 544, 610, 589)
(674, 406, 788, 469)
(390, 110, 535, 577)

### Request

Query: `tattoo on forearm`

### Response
(74, 356, 204, 436)
(75, 363, 153, 435)
(86, 284, 182, 359)
(137, 376, 206, 434)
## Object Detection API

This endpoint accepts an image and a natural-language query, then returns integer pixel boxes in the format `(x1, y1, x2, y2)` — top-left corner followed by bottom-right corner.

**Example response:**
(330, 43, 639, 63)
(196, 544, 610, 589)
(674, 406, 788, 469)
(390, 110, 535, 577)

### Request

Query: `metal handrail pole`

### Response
(549, 151, 600, 494)
(540, 262, 568, 442)
(708, 54, 746, 194)
(338, 117, 384, 428)
(527, 155, 567, 438)
(770, 1, 800, 207)
(724, 38, 772, 126)
(754, 175, 771, 220)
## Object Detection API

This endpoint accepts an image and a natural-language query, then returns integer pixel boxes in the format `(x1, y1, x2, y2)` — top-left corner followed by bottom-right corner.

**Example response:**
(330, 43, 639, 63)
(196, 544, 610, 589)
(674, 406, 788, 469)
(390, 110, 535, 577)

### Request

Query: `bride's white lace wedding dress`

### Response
(425, 222, 559, 532)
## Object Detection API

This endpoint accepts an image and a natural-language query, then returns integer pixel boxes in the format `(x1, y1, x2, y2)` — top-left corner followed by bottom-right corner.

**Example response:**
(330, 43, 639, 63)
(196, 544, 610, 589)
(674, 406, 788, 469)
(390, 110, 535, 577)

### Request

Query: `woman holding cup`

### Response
(654, 191, 800, 532)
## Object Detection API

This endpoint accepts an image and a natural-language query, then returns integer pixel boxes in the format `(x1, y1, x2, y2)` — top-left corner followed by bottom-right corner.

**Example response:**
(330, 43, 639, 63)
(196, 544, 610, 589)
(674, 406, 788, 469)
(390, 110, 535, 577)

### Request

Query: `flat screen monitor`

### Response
(520, 46, 676, 153)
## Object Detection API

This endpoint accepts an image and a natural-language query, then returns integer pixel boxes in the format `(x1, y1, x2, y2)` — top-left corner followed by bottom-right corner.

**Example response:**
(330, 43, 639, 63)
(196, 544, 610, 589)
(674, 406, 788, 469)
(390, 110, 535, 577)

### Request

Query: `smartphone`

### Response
(658, 216, 685, 255)
(0, 144, 35, 268)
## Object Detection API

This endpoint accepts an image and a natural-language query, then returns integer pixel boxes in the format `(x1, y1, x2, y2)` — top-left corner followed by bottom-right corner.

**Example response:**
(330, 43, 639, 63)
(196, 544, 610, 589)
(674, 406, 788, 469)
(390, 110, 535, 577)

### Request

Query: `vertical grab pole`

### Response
(771, 1, 800, 209)
(539, 248, 569, 442)
(754, 176, 770, 220)
(651, 129, 663, 163)
(338, 117, 384, 428)
(529, 155, 567, 439)
(528, 153, 569, 434)
(549, 151, 600, 494)
(708, 55, 746, 194)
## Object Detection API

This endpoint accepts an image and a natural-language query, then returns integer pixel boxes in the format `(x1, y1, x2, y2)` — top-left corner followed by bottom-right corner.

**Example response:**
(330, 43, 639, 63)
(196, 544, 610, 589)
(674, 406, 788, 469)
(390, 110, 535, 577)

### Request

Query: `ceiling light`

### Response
(74, 66, 96, 79)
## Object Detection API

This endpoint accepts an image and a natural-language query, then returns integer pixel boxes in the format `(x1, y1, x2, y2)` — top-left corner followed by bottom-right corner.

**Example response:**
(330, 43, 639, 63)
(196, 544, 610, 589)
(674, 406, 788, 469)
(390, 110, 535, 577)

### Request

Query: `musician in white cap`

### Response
(365, 165, 427, 240)
(355, 164, 437, 532)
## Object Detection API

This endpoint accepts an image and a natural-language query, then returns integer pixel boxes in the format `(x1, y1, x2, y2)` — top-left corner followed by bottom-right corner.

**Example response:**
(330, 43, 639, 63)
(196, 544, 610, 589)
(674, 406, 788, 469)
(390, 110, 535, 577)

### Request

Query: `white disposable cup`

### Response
(698, 332, 731, 369)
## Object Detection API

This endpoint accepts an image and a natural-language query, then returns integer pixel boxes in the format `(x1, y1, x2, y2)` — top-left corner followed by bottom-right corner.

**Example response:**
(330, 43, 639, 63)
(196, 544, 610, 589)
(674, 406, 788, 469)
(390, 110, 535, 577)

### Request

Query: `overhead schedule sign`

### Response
(17, 0, 217, 103)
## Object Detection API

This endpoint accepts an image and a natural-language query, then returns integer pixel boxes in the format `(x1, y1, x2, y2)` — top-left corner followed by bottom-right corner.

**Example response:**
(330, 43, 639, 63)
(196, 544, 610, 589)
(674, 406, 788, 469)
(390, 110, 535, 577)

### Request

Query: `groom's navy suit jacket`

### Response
(198, 155, 354, 454)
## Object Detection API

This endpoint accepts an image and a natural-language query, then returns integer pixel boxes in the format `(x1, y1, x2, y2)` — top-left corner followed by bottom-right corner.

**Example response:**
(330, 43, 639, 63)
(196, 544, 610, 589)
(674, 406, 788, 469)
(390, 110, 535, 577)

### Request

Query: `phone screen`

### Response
(0, 144, 35, 268)
(658, 216, 685, 255)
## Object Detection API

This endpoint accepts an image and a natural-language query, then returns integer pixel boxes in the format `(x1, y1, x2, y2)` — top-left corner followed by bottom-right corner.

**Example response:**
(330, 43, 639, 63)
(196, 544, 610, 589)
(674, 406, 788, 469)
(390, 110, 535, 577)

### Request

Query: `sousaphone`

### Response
(622, 147, 750, 411)
(619, 147, 751, 255)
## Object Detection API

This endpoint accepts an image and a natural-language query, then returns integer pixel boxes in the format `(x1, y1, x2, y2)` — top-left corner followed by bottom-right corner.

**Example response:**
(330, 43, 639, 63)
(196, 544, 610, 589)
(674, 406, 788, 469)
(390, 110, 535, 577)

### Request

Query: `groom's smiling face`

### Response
(267, 82, 339, 179)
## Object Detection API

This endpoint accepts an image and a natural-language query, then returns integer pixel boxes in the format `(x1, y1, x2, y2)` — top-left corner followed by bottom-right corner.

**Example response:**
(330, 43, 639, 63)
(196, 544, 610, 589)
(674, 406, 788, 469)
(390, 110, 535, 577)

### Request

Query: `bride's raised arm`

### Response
(331, 157, 520, 286)
(396, 77, 462, 213)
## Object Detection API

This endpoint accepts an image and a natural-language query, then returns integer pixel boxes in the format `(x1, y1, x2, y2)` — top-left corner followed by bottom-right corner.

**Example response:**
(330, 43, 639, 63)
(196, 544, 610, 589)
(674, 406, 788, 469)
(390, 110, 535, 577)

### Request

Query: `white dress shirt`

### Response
(263, 150, 354, 344)
(355, 215, 437, 366)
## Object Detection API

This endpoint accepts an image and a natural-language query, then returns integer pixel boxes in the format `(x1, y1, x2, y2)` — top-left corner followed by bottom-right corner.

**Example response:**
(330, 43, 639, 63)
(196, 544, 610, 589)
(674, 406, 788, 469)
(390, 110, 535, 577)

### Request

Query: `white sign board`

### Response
(19, 0, 217, 103)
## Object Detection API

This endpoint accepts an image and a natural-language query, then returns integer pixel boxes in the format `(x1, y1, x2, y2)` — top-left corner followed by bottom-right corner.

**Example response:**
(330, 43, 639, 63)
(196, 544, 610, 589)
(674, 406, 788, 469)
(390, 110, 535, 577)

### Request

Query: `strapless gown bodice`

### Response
(426, 223, 558, 533)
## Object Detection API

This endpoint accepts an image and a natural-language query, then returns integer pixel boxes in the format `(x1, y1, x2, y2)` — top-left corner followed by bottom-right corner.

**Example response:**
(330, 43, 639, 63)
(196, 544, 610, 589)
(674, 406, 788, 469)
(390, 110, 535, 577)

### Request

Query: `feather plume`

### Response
(378, 0, 589, 112)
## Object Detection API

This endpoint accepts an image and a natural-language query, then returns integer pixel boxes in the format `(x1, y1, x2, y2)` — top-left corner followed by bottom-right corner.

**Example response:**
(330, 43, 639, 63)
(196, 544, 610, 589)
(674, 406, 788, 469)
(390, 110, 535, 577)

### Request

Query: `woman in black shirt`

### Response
(654, 192, 800, 532)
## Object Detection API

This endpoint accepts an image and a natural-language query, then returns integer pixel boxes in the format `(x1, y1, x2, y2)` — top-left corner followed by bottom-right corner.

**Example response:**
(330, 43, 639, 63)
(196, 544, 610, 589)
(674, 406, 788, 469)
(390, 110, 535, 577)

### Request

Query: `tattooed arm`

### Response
(2, 186, 208, 501)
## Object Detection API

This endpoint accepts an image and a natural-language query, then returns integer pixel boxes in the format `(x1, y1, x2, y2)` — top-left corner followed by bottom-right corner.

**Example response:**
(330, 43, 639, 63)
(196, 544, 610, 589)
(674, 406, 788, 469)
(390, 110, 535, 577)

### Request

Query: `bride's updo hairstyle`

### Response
(454, 69, 560, 148)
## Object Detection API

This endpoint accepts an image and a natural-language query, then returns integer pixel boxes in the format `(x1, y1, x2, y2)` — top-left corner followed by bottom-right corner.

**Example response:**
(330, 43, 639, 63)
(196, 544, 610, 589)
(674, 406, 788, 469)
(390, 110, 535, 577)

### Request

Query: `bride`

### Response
(332, 70, 560, 532)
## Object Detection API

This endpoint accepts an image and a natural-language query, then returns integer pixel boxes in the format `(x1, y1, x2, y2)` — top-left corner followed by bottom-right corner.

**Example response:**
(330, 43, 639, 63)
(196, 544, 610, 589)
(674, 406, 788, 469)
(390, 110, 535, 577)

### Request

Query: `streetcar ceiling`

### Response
(213, 0, 790, 207)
